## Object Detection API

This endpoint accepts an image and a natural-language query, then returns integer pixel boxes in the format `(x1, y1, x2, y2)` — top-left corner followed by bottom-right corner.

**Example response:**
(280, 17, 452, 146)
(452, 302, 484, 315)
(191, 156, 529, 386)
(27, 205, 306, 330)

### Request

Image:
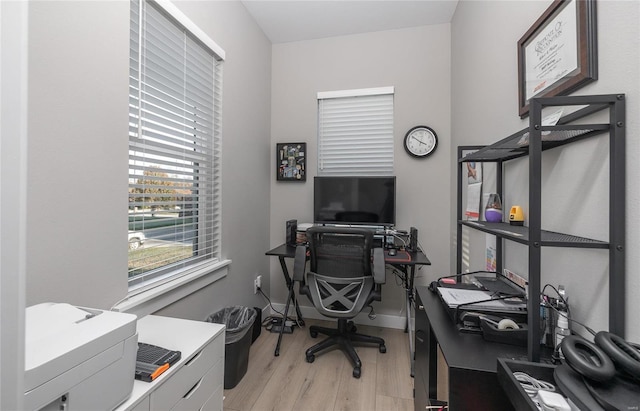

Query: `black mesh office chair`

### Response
(293, 226, 386, 378)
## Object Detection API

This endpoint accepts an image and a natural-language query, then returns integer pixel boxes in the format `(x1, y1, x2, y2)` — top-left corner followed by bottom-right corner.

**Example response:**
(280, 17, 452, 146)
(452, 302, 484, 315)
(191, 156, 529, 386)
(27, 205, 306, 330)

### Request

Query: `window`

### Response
(317, 87, 394, 176)
(128, 0, 224, 288)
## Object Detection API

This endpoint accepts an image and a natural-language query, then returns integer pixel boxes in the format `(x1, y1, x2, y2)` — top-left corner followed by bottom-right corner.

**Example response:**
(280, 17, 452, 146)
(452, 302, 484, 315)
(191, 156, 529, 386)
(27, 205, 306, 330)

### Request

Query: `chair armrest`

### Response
(372, 248, 385, 284)
(293, 245, 307, 282)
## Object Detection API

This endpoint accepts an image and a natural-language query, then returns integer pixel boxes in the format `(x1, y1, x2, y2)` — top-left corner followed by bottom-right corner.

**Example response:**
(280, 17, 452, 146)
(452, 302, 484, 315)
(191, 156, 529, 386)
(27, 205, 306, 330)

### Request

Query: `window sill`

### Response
(113, 259, 231, 318)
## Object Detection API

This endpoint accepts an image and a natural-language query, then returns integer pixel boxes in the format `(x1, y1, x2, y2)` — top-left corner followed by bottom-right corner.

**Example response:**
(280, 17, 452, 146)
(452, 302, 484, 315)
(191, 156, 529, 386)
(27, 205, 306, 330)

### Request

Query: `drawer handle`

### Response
(418, 305, 424, 311)
(183, 377, 204, 399)
(185, 349, 203, 366)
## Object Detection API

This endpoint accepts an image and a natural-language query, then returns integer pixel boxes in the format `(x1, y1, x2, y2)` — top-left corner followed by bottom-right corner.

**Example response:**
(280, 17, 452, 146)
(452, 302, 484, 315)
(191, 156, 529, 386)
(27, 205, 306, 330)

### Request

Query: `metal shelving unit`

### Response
(456, 94, 626, 362)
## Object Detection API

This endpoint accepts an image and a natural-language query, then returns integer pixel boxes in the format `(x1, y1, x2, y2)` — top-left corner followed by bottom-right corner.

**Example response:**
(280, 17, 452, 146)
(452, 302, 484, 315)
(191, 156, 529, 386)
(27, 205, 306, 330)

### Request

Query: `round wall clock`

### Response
(404, 126, 438, 158)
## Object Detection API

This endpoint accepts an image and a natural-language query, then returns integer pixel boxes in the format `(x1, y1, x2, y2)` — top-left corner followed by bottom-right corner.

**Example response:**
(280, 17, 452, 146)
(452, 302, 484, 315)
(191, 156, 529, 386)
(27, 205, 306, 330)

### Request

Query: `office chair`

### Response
(293, 226, 386, 378)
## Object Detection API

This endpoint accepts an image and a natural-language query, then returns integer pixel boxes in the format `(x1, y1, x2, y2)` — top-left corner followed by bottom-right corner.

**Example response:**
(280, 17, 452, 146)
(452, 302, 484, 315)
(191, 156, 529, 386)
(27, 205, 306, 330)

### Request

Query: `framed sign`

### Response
(517, 0, 597, 118)
(276, 143, 306, 181)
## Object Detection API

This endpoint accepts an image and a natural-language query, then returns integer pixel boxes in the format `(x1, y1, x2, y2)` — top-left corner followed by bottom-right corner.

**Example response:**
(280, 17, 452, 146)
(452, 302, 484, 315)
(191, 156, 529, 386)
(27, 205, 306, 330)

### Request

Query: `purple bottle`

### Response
(485, 194, 502, 223)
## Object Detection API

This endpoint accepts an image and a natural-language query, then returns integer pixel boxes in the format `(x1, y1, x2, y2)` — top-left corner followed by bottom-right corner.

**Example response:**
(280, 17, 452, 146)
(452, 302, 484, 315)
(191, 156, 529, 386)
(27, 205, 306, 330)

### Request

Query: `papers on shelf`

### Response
(517, 109, 564, 146)
(437, 287, 525, 311)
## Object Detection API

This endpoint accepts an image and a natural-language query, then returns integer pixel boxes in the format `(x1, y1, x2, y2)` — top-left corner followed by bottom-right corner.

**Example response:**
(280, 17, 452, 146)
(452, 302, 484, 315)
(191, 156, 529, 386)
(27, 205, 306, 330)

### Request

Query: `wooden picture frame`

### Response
(517, 0, 597, 118)
(276, 143, 306, 181)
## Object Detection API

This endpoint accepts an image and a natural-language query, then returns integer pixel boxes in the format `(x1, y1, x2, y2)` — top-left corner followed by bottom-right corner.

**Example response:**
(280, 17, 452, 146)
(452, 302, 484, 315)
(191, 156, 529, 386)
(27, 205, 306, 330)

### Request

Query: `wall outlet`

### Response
(254, 275, 262, 294)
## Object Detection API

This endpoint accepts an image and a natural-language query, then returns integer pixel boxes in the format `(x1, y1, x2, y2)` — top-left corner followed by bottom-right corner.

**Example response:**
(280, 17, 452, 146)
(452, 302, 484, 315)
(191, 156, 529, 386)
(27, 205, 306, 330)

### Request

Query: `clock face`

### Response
(404, 126, 438, 158)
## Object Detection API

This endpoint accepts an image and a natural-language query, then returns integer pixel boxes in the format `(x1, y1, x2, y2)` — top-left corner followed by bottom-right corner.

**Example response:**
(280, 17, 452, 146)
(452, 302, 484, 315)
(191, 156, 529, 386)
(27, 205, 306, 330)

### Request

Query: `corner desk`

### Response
(266, 243, 430, 376)
(414, 285, 548, 410)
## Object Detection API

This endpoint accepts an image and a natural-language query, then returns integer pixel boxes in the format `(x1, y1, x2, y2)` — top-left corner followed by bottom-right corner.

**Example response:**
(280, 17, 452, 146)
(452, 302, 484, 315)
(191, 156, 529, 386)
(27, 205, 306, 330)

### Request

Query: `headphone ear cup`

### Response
(594, 331, 640, 379)
(561, 335, 616, 382)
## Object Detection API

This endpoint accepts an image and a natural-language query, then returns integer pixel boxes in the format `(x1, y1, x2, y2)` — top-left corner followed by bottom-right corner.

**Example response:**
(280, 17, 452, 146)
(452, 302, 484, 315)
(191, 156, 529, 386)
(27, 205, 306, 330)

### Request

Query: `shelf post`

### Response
(528, 99, 543, 362)
(609, 95, 626, 337)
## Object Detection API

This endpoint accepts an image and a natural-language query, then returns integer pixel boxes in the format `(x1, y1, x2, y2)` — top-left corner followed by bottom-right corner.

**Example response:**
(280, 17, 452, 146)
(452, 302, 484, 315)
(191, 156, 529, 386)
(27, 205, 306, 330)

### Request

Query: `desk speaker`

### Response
(286, 220, 297, 246)
(409, 227, 418, 251)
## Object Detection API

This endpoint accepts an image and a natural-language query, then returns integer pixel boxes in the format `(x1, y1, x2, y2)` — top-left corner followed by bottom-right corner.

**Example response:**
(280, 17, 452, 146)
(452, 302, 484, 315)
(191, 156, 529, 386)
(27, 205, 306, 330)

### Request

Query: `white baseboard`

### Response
(268, 303, 408, 330)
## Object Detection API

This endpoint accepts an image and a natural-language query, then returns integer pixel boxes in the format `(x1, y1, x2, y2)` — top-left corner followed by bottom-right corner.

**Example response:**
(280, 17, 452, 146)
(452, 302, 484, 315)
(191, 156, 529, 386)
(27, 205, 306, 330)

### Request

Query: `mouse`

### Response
(388, 248, 397, 256)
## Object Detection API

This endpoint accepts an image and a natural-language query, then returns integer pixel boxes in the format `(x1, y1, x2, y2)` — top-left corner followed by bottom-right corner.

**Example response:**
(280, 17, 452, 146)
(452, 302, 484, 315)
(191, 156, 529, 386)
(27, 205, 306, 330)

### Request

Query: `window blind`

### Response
(128, 0, 223, 287)
(318, 89, 394, 176)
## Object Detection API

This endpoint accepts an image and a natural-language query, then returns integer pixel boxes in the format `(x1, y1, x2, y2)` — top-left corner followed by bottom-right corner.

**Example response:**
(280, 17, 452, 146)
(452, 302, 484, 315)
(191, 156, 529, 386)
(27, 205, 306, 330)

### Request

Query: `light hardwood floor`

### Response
(223, 319, 414, 411)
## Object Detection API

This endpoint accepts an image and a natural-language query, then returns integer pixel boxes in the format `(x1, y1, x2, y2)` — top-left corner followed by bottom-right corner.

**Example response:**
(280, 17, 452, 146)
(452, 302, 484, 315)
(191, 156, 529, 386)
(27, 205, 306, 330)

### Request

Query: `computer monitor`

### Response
(313, 176, 396, 227)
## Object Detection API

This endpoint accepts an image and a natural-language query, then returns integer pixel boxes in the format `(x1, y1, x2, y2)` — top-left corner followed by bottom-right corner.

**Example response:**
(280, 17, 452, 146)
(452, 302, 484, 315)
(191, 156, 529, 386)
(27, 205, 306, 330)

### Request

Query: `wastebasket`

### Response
(207, 306, 257, 389)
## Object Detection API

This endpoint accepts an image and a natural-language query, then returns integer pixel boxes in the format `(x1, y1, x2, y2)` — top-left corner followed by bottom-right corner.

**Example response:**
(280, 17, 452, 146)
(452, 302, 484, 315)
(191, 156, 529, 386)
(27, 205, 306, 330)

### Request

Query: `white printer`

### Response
(24, 303, 138, 411)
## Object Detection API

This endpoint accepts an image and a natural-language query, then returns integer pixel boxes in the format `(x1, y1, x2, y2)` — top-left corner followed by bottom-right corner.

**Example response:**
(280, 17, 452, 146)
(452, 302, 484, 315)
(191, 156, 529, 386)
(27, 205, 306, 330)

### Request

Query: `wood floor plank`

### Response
(250, 323, 315, 411)
(291, 347, 344, 411)
(224, 319, 414, 411)
(375, 394, 414, 411)
(223, 327, 290, 410)
(375, 327, 414, 400)
(333, 359, 377, 411)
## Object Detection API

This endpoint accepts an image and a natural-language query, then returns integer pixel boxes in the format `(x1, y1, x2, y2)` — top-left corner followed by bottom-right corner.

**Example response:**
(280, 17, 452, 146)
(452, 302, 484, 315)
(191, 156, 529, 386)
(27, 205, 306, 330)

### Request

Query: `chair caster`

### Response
(310, 329, 318, 338)
(379, 344, 387, 354)
(306, 353, 315, 363)
(352, 367, 361, 378)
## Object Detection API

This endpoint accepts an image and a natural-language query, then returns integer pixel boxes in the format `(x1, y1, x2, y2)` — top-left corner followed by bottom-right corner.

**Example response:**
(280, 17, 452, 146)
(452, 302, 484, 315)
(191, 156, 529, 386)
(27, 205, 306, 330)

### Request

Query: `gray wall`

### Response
(451, 0, 640, 341)
(25, 1, 272, 321)
(20, 0, 640, 341)
(269, 25, 452, 318)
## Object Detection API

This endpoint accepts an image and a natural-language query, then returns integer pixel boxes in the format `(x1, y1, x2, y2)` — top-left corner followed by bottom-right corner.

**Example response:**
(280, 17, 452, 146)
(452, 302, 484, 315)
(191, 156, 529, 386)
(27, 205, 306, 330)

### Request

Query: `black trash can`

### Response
(207, 306, 257, 389)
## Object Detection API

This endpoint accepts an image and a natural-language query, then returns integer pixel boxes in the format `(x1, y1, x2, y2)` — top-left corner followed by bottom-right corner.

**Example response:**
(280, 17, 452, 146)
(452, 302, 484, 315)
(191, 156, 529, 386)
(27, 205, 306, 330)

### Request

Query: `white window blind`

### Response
(128, 0, 224, 288)
(317, 88, 394, 176)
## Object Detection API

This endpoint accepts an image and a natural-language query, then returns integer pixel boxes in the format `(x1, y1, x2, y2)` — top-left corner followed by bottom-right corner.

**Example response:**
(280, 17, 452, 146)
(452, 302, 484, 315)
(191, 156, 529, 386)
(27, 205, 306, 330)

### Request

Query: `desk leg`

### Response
(275, 281, 294, 356)
(406, 267, 417, 377)
(277, 256, 305, 324)
(405, 265, 416, 377)
(274, 256, 305, 357)
(427, 321, 438, 399)
(395, 264, 416, 377)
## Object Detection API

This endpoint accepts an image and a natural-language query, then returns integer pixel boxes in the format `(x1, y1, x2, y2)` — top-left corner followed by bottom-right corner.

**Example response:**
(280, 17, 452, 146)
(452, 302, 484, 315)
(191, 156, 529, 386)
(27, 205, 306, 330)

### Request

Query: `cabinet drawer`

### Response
(200, 385, 223, 411)
(170, 359, 223, 411)
(129, 396, 150, 411)
(150, 335, 224, 410)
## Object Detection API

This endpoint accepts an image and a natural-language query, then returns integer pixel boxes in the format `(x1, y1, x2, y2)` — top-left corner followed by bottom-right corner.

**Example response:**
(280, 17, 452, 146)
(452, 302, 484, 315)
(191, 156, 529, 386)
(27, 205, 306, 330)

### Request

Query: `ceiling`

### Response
(240, 1, 459, 44)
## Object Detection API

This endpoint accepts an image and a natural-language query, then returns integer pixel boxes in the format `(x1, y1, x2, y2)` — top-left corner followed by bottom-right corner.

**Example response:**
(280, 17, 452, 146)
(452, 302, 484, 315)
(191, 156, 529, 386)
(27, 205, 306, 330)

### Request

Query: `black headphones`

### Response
(560, 332, 640, 382)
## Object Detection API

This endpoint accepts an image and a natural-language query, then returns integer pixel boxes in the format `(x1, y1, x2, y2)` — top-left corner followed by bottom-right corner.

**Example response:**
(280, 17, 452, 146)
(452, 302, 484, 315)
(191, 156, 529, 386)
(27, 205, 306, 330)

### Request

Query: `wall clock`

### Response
(404, 126, 438, 158)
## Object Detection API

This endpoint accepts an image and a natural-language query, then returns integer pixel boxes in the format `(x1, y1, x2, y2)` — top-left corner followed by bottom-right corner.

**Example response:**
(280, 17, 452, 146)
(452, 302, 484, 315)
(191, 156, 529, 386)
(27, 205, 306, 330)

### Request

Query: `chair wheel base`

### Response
(352, 367, 361, 378)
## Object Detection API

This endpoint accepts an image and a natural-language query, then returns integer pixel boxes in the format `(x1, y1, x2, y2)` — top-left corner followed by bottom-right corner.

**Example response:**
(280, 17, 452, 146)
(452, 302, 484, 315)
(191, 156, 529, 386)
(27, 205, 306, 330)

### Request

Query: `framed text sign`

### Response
(276, 143, 306, 181)
(517, 0, 597, 118)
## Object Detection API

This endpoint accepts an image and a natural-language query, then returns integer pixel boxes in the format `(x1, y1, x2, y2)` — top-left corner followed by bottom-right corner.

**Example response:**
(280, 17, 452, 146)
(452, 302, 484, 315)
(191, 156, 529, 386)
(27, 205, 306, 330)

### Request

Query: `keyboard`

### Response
(135, 342, 182, 382)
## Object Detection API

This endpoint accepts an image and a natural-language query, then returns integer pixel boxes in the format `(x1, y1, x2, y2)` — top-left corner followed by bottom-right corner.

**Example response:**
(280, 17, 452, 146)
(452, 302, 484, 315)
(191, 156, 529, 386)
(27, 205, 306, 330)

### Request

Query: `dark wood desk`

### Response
(267, 243, 431, 375)
(415, 285, 539, 410)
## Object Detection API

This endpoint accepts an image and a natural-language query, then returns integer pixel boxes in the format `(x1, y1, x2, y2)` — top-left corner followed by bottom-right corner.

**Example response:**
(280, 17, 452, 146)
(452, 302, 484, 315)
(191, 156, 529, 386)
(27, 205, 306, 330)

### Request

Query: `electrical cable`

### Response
(513, 371, 556, 398)
(256, 286, 304, 329)
(541, 284, 596, 337)
(389, 232, 408, 248)
(541, 284, 571, 317)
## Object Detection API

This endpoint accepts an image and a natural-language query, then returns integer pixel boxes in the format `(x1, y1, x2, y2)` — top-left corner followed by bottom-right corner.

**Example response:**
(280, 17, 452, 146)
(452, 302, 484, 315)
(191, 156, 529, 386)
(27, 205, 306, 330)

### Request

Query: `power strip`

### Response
(268, 317, 294, 334)
(270, 325, 293, 334)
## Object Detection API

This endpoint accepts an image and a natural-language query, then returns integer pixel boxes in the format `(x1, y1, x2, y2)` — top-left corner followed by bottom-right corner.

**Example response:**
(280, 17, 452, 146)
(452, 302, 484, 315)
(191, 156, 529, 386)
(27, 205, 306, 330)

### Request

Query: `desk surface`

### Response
(417, 285, 533, 372)
(266, 243, 431, 266)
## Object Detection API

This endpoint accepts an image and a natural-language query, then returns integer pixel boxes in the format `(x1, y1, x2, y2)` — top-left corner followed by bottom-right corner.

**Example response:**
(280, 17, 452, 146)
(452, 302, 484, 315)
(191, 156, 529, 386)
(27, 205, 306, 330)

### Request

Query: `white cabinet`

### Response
(116, 315, 225, 411)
